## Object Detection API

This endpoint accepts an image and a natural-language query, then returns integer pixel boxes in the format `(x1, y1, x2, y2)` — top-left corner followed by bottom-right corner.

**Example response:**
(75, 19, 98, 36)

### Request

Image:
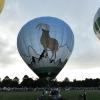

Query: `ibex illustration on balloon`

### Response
(36, 23, 59, 61)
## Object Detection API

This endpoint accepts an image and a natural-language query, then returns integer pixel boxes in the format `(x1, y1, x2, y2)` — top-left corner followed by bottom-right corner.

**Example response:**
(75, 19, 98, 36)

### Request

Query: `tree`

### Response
(61, 77, 70, 88)
(20, 75, 34, 88)
(12, 77, 19, 87)
(23, 75, 29, 80)
(34, 78, 47, 88)
(2, 76, 13, 87)
(64, 77, 70, 83)
(0, 78, 1, 87)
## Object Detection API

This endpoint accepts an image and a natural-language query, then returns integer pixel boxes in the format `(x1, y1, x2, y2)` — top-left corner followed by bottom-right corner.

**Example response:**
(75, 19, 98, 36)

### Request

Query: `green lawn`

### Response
(62, 90, 100, 100)
(0, 90, 100, 100)
(0, 91, 42, 100)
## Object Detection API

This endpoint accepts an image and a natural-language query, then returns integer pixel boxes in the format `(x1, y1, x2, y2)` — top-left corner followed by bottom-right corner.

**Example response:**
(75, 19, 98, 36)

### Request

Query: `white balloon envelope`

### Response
(17, 17, 74, 79)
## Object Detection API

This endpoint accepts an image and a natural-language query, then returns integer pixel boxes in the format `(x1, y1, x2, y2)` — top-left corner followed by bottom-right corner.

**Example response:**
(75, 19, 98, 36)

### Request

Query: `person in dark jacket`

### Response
(83, 90, 86, 100)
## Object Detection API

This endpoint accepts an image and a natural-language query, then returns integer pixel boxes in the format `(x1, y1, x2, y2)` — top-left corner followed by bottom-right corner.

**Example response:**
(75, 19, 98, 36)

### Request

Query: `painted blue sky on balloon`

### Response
(17, 17, 74, 63)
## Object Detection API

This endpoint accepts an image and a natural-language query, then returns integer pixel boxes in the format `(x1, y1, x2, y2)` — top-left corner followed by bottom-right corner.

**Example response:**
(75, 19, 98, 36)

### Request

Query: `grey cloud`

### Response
(0, 38, 17, 67)
(0, 0, 100, 70)
(70, 30, 100, 69)
(71, 49, 100, 69)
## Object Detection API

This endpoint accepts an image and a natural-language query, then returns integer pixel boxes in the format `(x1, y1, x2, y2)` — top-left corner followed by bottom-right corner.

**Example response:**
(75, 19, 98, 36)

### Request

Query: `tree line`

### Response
(0, 75, 100, 88)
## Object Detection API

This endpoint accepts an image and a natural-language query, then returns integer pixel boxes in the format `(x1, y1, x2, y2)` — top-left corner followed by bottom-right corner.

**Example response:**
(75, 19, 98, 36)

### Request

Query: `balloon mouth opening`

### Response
(33, 67, 62, 79)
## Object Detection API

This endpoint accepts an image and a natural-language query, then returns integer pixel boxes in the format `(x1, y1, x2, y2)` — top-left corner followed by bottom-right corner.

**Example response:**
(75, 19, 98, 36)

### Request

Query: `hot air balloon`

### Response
(17, 16, 74, 80)
(93, 8, 100, 40)
(0, 0, 5, 13)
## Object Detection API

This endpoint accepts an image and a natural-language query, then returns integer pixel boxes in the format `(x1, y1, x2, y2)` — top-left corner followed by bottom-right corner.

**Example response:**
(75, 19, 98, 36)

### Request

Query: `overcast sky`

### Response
(0, 0, 100, 81)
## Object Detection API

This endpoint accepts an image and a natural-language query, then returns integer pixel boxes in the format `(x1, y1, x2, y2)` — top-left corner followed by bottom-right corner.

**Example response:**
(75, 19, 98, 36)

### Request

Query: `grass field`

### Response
(62, 90, 100, 100)
(0, 91, 42, 100)
(0, 90, 100, 100)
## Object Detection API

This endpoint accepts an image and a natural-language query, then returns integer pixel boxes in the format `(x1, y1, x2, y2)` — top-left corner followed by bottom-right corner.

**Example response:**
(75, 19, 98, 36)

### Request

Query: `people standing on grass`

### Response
(83, 90, 86, 100)
(79, 90, 87, 100)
